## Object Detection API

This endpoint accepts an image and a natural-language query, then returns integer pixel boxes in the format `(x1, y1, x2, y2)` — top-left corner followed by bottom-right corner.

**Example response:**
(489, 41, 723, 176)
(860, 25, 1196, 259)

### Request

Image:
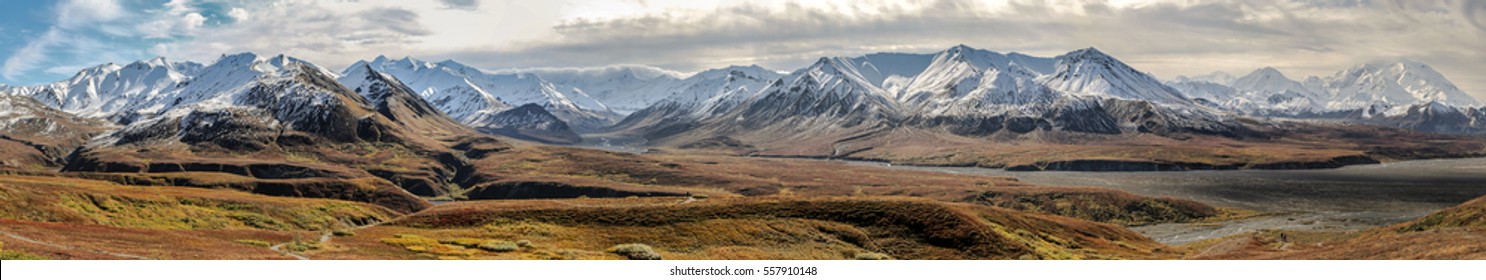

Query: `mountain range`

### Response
(2, 45, 1483, 177)
(1167, 60, 1484, 133)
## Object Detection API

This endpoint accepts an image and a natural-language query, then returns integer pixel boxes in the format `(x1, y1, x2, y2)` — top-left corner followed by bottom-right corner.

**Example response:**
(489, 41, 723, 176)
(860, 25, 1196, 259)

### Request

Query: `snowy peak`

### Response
(1042, 48, 1191, 105)
(1322, 59, 1478, 109)
(337, 64, 467, 133)
(659, 64, 781, 107)
(1231, 67, 1319, 98)
(722, 55, 901, 129)
(801, 57, 883, 93)
(514, 65, 683, 114)
(338, 63, 405, 105)
(1233, 67, 1291, 89)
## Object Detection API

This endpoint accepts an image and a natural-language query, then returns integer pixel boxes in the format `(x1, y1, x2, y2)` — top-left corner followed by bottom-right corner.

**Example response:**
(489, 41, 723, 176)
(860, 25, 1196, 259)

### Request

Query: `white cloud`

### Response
(150, 1, 437, 70)
(3, 0, 130, 81)
(54, 0, 125, 30)
(228, 7, 251, 21)
(182, 13, 206, 30)
(3, 30, 64, 80)
(137, 0, 209, 38)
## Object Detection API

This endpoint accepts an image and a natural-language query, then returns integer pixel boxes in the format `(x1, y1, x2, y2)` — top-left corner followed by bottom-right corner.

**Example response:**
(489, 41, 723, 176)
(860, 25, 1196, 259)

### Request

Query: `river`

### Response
(844, 158, 1486, 244)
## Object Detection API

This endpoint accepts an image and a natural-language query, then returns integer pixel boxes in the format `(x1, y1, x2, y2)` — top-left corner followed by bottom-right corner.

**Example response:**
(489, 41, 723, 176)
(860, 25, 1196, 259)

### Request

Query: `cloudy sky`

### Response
(2, 0, 1484, 98)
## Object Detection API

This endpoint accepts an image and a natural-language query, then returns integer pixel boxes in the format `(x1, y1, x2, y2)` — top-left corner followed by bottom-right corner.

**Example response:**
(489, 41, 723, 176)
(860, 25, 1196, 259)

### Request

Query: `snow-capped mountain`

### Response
(1159, 60, 1484, 133)
(693, 56, 902, 147)
(345, 55, 581, 144)
(1166, 79, 1237, 107)
(897, 45, 1060, 115)
(737, 57, 900, 122)
(0, 57, 199, 120)
(514, 65, 684, 115)
(350, 56, 617, 132)
(608, 65, 783, 139)
(1222, 67, 1327, 115)
(1317, 59, 1479, 110)
(95, 57, 377, 147)
(67, 56, 491, 197)
(617, 45, 1250, 148)
(893, 46, 1236, 136)
(1039, 48, 1193, 105)
(338, 63, 469, 134)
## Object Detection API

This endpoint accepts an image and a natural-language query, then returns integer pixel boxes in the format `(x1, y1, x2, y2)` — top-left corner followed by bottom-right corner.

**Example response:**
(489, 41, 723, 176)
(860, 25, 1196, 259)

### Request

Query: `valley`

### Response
(3, 45, 1485, 260)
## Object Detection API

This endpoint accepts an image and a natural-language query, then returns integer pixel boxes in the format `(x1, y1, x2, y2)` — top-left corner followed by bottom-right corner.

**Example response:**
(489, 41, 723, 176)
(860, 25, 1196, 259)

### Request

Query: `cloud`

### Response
(3, 30, 64, 80)
(440, 0, 480, 10)
(3, 0, 131, 81)
(227, 7, 251, 21)
(1464, 0, 1486, 33)
(54, 0, 125, 30)
(149, 1, 435, 70)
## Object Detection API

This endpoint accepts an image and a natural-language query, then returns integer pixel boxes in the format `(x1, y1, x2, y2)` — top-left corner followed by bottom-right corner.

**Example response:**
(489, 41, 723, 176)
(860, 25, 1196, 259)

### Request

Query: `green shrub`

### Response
(478, 241, 519, 252)
(516, 240, 533, 248)
(608, 243, 661, 260)
(332, 229, 356, 237)
(439, 237, 484, 247)
(234, 239, 273, 247)
(0, 250, 48, 260)
(285, 239, 321, 252)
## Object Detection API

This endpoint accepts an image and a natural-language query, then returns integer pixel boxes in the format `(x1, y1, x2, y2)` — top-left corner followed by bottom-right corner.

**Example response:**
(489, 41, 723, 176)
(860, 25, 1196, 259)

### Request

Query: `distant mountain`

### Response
(349, 56, 618, 133)
(513, 65, 684, 114)
(1162, 60, 1484, 134)
(609, 65, 782, 139)
(1221, 67, 1327, 115)
(1317, 59, 1479, 110)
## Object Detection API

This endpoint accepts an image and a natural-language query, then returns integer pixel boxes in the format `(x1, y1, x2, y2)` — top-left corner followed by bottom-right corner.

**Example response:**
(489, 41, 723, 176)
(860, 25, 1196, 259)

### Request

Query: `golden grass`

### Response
(0, 175, 396, 231)
(311, 196, 1172, 260)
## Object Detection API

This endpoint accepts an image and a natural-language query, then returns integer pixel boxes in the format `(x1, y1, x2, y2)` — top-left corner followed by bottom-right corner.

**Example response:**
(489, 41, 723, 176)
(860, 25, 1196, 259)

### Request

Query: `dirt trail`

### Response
(0, 230, 150, 260)
(268, 217, 391, 260)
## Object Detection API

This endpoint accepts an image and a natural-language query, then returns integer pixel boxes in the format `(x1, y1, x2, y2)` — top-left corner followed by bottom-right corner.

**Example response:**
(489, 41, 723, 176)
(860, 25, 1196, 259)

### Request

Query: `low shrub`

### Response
(234, 239, 273, 247)
(478, 241, 519, 252)
(439, 237, 484, 247)
(608, 243, 661, 260)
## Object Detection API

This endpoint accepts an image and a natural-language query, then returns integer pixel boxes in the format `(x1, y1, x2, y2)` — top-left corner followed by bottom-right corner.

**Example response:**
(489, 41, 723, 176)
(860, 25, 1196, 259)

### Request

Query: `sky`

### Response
(1, 0, 1484, 99)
